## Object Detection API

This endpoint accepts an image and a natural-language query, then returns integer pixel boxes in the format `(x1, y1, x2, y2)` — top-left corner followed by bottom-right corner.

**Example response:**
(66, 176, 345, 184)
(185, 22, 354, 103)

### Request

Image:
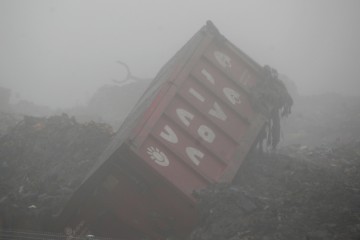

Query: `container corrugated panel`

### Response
(55, 21, 270, 239)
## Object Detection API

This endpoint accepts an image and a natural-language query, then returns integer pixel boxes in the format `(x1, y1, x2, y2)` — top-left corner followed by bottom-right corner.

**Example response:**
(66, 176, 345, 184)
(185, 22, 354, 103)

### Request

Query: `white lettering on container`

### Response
(176, 108, 194, 127)
(209, 102, 227, 121)
(160, 125, 178, 143)
(189, 88, 205, 102)
(214, 51, 232, 69)
(198, 125, 215, 143)
(201, 69, 215, 84)
(147, 146, 169, 167)
(186, 147, 204, 166)
(223, 88, 241, 105)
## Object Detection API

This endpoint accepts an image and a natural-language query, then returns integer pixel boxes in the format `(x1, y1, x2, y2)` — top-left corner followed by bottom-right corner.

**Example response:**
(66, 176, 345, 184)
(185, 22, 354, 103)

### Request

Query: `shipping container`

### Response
(55, 21, 280, 239)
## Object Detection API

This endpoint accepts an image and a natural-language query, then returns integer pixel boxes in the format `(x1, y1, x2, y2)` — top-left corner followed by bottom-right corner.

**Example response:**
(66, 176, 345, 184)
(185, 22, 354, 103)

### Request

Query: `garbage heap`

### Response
(0, 114, 114, 230)
(189, 141, 360, 240)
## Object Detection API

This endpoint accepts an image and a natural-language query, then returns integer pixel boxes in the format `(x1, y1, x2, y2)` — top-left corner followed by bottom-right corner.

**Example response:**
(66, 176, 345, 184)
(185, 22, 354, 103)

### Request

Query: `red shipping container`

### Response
(55, 21, 278, 239)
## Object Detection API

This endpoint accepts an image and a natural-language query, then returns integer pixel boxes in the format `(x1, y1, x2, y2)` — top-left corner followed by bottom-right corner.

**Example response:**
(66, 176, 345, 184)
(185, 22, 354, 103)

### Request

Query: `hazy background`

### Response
(1, 0, 359, 108)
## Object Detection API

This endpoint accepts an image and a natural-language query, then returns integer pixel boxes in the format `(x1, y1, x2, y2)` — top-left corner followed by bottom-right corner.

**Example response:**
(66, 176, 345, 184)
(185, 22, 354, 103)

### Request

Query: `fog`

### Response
(1, 0, 359, 108)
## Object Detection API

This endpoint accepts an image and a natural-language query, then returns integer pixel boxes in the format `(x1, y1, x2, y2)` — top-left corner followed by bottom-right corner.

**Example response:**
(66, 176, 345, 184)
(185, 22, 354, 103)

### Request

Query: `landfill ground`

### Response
(0, 93, 359, 240)
(189, 142, 360, 240)
(0, 114, 114, 232)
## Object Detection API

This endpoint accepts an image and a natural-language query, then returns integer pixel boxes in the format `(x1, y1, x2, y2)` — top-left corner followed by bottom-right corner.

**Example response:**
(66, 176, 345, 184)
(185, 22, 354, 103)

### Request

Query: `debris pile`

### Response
(0, 114, 114, 230)
(188, 141, 360, 240)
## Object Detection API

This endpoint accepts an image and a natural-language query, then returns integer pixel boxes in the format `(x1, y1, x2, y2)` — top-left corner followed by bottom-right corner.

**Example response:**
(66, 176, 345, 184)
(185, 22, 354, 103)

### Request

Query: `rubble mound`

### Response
(189, 141, 360, 240)
(0, 114, 114, 230)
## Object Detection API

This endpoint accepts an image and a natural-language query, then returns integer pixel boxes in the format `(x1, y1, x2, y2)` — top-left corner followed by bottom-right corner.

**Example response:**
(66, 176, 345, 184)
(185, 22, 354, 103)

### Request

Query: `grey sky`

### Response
(1, 0, 359, 108)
